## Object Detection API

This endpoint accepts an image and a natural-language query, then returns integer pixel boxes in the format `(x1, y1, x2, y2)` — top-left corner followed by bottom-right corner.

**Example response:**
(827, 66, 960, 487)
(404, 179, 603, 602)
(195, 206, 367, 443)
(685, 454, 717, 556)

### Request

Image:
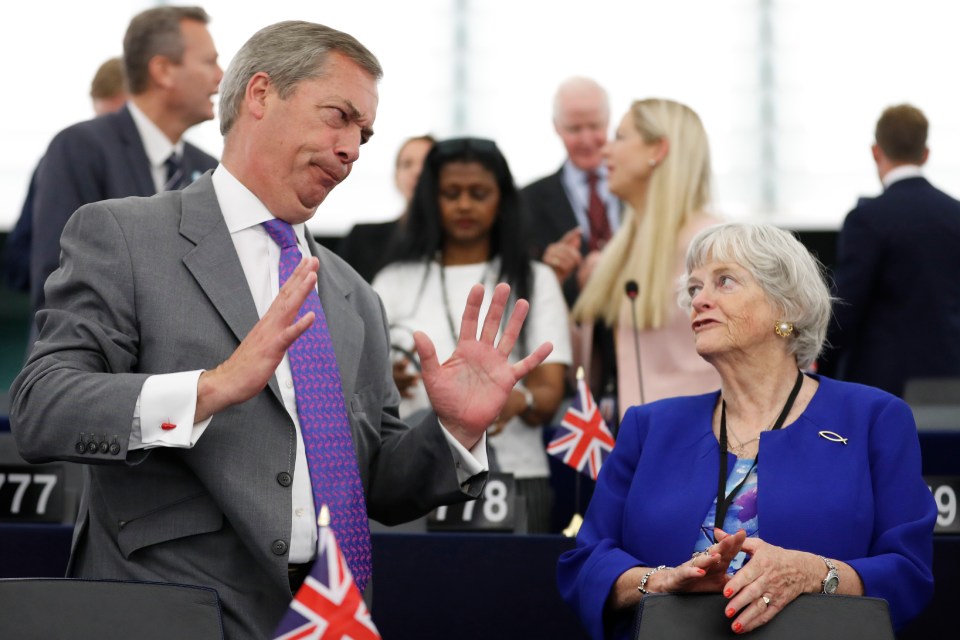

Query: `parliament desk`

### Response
(1, 416, 957, 639)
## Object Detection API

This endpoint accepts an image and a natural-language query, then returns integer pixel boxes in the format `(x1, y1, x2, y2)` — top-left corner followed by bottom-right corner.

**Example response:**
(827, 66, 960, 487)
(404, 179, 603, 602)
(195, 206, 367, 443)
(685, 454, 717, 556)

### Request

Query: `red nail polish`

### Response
(697, 568, 706, 576)
(724, 588, 733, 598)
(733, 622, 743, 633)
(726, 608, 735, 618)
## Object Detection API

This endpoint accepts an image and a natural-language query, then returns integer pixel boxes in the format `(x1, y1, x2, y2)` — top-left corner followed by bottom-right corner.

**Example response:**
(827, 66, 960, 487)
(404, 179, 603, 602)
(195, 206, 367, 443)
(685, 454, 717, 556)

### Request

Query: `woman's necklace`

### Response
(725, 422, 760, 453)
(720, 370, 804, 455)
(437, 254, 493, 344)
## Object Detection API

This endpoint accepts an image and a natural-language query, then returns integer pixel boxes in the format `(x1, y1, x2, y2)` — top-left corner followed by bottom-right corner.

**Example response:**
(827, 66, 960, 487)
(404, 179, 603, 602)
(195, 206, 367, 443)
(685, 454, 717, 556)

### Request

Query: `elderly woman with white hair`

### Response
(558, 222, 935, 639)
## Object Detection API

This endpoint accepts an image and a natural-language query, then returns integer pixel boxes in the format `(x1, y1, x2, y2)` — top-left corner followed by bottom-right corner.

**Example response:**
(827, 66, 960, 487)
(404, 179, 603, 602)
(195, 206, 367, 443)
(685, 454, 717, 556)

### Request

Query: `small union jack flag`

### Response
(273, 507, 381, 640)
(546, 369, 615, 480)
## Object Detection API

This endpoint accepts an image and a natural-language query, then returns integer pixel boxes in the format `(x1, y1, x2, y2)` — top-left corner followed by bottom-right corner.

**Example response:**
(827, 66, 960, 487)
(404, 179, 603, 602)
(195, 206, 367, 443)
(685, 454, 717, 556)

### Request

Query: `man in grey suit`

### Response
(11, 20, 551, 640)
(30, 5, 221, 317)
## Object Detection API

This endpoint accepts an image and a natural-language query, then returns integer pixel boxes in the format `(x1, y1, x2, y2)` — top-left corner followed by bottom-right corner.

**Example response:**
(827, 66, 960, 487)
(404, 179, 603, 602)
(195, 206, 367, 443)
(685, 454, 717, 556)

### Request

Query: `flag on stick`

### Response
(546, 367, 615, 481)
(273, 506, 381, 640)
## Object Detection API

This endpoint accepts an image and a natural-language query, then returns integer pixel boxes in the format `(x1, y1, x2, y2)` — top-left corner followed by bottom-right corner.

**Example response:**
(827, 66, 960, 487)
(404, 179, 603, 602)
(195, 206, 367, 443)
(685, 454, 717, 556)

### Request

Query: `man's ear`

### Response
(871, 143, 883, 165)
(148, 55, 176, 90)
(246, 72, 272, 120)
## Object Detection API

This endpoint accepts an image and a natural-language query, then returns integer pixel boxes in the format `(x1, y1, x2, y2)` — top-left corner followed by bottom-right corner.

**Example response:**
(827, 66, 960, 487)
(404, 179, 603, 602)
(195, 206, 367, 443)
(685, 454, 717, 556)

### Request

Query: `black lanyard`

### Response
(714, 369, 804, 536)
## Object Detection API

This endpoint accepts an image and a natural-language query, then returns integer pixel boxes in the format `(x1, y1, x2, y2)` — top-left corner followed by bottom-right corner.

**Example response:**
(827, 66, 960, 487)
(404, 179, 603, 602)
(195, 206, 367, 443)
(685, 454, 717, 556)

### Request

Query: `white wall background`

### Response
(2, 0, 959, 235)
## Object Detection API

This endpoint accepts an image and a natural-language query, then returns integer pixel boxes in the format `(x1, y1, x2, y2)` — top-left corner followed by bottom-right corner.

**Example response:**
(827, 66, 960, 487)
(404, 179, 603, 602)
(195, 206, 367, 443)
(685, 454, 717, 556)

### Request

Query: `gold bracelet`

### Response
(637, 565, 669, 594)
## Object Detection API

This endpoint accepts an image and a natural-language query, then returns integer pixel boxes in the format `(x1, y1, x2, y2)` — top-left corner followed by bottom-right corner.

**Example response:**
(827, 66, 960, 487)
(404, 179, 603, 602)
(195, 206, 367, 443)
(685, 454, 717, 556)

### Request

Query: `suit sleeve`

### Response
(821, 205, 882, 375)
(847, 397, 936, 629)
(30, 127, 112, 313)
(557, 407, 650, 640)
(12, 201, 148, 465)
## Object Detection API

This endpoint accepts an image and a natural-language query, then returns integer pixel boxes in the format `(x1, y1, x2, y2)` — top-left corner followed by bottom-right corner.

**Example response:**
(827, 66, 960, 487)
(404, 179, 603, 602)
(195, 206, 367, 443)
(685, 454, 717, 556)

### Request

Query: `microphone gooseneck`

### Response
(624, 281, 645, 405)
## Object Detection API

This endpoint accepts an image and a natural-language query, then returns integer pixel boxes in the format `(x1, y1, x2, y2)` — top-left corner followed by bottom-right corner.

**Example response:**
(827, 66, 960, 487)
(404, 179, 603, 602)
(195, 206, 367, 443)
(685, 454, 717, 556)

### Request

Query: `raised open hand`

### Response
(414, 283, 553, 448)
(195, 256, 318, 422)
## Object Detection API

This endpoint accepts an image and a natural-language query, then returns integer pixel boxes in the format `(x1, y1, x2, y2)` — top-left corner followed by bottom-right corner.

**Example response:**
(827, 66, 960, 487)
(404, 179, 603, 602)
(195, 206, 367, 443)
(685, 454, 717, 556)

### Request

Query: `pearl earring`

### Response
(775, 321, 794, 338)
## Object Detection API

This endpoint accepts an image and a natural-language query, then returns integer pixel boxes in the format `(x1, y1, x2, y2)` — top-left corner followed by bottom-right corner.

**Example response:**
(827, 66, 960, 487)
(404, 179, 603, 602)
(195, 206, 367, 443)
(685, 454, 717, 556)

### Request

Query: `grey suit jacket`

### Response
(30, 105, 218, 314)
(11, 175, 481, 639)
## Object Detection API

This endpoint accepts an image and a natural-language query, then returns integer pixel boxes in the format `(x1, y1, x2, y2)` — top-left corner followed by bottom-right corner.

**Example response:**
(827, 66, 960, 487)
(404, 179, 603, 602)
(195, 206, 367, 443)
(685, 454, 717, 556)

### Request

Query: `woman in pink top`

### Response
(573, 98, 721, 418)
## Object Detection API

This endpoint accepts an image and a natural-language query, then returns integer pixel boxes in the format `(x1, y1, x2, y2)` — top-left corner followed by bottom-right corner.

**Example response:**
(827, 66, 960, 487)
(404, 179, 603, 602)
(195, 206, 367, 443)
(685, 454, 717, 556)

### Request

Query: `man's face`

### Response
(249, 52, 379, 224)
(167, 19, 222, 126)
(554, 92, 609, 172)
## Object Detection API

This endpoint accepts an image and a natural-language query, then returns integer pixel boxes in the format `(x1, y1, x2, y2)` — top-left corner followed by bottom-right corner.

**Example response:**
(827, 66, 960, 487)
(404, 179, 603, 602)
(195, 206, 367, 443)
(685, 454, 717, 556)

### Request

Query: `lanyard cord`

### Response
(714, 369, 804, 536)
(438, 255, 493, 344)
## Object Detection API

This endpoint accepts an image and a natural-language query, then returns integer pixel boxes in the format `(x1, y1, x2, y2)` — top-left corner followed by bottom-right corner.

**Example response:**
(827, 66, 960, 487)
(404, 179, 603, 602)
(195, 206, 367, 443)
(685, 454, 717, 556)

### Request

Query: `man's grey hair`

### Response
(678, 222, 834, 369)
(552, 76, 610, 124)
(219, 21, 383, 135)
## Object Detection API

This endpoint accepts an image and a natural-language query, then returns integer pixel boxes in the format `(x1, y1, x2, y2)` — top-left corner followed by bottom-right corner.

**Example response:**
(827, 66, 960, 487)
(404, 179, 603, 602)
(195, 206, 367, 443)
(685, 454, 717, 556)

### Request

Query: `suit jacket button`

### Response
(276, 472, 292, 487)
(99, 441, 110, 454)
(271, 539, 288, 556)
(76, 442, 86, 454)
(110, 443, 121, 455)
(86, 442, 99, 454)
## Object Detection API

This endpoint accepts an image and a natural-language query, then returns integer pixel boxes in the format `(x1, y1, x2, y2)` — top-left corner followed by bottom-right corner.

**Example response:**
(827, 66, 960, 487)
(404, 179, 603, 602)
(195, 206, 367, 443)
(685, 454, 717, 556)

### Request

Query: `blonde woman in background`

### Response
(574, 98, 721, 418)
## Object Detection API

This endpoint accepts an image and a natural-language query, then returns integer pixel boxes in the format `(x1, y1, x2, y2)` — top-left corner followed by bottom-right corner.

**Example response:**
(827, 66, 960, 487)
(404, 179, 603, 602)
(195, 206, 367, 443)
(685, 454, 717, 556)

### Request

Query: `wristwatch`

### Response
(819, 556, 839, 594)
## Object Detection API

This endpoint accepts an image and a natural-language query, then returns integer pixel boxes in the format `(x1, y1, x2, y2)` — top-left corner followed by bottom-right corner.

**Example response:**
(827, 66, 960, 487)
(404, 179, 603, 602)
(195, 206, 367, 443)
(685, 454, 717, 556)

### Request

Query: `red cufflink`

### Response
(161, 422, 177, 431)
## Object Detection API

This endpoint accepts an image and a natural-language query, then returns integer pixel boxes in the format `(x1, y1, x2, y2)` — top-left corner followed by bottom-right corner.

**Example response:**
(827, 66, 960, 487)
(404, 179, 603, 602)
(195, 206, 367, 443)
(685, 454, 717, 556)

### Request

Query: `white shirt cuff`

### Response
(131, 370, 212, 450)
(439, 423, 488, 486)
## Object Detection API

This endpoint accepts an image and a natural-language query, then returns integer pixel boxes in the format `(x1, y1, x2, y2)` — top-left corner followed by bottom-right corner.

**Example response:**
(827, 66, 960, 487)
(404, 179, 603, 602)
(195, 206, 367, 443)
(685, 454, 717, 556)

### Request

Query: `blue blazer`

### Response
(820, 177, 960, 396)
(557, 376, 935, 639)
(29, 105, 218, 315)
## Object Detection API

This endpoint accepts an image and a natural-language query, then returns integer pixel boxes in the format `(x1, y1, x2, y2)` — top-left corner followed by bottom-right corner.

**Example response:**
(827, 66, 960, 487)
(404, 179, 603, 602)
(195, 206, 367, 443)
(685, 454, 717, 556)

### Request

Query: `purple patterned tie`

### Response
(262, 219, 372, 591)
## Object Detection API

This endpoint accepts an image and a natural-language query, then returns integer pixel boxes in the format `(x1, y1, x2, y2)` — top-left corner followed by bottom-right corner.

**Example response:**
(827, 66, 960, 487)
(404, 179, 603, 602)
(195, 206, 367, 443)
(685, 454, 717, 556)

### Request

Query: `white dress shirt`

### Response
(560, 160, 621, 241)
(132, 165, 486, 562)
(127, 101, 185, 193)
(882, 164, 924, 190)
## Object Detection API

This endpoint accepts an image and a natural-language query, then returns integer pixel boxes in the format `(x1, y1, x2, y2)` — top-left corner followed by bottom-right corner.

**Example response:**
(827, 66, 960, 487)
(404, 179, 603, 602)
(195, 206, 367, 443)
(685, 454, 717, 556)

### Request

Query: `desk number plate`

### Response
(927, 475, 960, 534)
(0, 465, 66, 523)
(428, 472, 516, 532)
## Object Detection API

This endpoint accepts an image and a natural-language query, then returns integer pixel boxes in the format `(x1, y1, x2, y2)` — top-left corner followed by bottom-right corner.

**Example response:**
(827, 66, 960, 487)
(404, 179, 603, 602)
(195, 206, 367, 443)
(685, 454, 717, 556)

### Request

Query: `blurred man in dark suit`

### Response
(3, 57, 129, 293)
(522, 77, 621, 305)
(29, 5, 221, 318)
(820, 104, 960, 397)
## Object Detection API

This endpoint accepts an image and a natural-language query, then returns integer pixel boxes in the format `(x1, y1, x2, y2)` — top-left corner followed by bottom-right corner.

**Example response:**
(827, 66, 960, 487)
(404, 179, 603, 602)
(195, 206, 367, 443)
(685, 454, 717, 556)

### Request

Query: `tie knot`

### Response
(586, 172, 599, 187)
(262, 218, 298, 249)
(164, 152, 183, 171)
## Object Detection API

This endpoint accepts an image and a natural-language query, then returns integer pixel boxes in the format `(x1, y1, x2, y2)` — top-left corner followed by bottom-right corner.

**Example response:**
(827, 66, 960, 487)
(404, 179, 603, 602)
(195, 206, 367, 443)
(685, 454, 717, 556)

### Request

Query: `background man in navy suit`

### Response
(29, 5, 221, 318)
(820, 104, 960, 396)
(3, 57, 128, 294)
(521, 77, 620, 305)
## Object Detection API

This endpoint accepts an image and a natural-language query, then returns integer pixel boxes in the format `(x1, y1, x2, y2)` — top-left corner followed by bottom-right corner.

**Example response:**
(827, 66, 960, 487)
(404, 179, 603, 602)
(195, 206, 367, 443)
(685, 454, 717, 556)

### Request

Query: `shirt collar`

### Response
(562, 159, 608, 183)
(882, 164, 924, 189)
(127, 101, 185, 168)
(212, 165, 308, 243)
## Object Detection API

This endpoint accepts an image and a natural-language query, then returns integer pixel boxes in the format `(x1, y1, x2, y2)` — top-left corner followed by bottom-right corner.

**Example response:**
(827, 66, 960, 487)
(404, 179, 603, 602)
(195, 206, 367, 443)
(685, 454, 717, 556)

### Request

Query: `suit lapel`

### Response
(116, 107, 158, 196)
(177, 176, 282, 402)
(305, 232, 363, 401)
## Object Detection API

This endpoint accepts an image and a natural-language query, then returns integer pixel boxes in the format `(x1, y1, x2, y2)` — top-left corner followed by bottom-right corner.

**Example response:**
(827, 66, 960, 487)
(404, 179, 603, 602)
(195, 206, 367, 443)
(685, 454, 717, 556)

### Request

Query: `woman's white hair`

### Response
(678, 222, 833, 369)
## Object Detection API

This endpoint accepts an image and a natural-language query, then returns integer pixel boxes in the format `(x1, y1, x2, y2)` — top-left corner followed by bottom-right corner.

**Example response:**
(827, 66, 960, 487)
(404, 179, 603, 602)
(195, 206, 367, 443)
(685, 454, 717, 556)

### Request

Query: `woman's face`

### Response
(394, 138, 434, 203)
(437, 161, 501, 249)
(603, 111, 662, 200)
(685, 259, 782, 362)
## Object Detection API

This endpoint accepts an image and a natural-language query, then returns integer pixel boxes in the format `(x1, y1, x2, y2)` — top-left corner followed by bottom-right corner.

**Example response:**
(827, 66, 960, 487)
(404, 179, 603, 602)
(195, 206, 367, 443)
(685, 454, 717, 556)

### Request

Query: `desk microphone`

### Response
(625, 280, 645, 405)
